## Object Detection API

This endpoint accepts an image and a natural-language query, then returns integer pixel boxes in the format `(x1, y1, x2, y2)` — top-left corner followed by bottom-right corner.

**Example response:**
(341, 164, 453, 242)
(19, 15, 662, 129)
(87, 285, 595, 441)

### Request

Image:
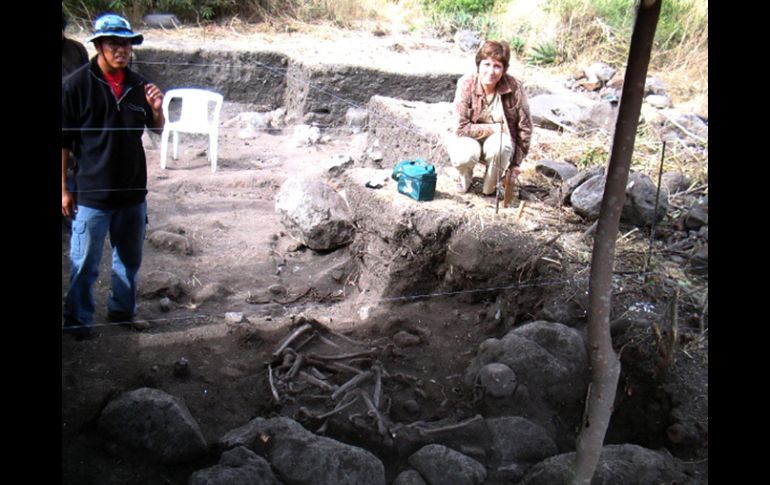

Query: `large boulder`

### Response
(535, 160, 578, 181)
(275, 176, 355, 251)
(98, 387, 207, 464)
(189, 446, 283, 485)
(519, 444, 690, 484)
(570, 173, 605, 219)
(623, 172, 670, 226)
(570, 172, 669, 226)
(465, 321, 589, 406)
(485, 417, 558, 483)
(408, 444, 487, 485)
(236, 417, 386, 485)
(528, 94, 590, 131)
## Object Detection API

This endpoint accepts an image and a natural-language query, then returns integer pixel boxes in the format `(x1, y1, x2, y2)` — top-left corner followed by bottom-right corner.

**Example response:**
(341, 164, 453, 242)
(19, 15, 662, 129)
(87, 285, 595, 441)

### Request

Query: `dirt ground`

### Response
(61, 24, 708, 485)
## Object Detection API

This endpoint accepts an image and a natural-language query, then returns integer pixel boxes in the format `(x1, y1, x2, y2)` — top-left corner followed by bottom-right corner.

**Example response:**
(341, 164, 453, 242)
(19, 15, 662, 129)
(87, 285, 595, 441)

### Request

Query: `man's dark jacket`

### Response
(62, 57, 155, 209)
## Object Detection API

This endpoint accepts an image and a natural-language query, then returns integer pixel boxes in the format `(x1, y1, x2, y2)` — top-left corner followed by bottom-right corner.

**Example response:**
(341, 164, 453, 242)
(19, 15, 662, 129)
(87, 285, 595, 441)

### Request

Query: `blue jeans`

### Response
(63, 202, 147, 330)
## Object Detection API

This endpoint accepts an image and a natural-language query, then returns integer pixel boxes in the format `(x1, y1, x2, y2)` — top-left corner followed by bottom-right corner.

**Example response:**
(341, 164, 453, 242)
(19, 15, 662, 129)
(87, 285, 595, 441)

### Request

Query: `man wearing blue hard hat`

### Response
(62, 13, 165, 340)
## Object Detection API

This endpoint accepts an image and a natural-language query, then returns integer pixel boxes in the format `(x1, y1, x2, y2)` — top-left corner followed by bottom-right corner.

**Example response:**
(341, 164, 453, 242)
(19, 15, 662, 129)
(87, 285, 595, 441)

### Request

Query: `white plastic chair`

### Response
(160, 88, 224, 173)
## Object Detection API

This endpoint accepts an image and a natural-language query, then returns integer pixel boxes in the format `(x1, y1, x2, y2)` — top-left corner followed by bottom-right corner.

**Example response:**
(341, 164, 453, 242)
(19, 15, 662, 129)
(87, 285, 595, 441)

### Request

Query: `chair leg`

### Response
(172, 131, 179, 160)
(160, 129, 169, 169)
(210, 132, 218, 173)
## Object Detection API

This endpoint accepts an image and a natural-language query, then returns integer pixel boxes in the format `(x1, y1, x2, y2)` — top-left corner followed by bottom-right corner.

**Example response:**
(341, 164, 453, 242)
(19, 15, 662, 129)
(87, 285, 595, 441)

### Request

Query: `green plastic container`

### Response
(391, 159, 436, 201)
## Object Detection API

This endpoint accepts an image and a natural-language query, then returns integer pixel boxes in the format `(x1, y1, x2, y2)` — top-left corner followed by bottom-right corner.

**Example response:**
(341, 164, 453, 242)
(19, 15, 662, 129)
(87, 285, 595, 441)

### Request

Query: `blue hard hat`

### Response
(86, 13, 144, 45)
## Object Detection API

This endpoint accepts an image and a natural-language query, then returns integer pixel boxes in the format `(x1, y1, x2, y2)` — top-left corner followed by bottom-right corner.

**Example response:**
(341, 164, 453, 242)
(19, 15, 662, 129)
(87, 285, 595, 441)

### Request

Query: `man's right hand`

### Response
(62, 190, 76, 217)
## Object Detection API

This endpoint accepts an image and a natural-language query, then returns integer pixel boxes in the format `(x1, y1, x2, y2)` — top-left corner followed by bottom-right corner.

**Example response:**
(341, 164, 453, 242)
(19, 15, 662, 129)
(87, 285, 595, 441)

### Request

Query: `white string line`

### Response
(63, 57, 446, 193)
(62, 275, 575, 332)
(63, 57, 447, 145)
(61, 125, 338, 132)
(61, 270, 707, 333)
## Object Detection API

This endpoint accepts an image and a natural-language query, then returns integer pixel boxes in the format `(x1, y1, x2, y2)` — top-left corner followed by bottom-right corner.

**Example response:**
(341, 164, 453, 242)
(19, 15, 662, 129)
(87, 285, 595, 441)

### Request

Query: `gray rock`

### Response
(560, 165, 605, 203)
(250, 417, 386, 485)
(159, 297, 172, 312)
(403, 399, 420, 414)
(454, 30, 482, 52)
(623, 172, 669, 226)
(345, 107, 368, 133)
(689, 243, 708, 276)
(659, 111, 708, 145)
(268, 107, 286, 128)
(519, 444, 689, 485)
(225, 312, 244, 324)
(486, 417, 558, 464)
(478, 363, 517, 397)
(148, 230, 192, 255)
(660, 171, 691, 194)
(268, 284, 288, 297)
(322, 154, 354, 174)
(570, 172, 669, 226)
(143, 14, 180, 28)
(275, 176, 356, 251)
(585, 62, 616, 82)
(292, 124, 321, 146)
(535, 160, 578, 181)
(189, 446, 283, 485)
(409, 444, 487, 485)
(140, 270, 186, 300)
(219, 417, 268, 450)
(645, 94, 672, 108)
(465, 321, 589, 404)
(584, 100, 619, 132)
(394, 330, 422, 347)
(98, 387, 207, 464)
(233, 112, 271, 130)
(392, 469, 428, 485)
(539, 295, 586, 326)
(529, 94, 589, 131)
(173, 357, 191, 379)
(684, 196, 708, 229)
(193, 282, 232, 304)
(645, 76, 667, 96)
(570, 174, 605, 219)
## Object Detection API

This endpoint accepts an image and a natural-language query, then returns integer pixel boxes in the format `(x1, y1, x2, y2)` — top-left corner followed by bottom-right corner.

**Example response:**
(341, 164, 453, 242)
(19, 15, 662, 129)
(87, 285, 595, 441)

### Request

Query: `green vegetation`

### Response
(62, 0, 238, 23)
(63, 0, 707, 181)
(424, 0, 497, 15)
(508, 36, 526, 56)
(419, 0, 500, 37)
(526, 42, 564, 66)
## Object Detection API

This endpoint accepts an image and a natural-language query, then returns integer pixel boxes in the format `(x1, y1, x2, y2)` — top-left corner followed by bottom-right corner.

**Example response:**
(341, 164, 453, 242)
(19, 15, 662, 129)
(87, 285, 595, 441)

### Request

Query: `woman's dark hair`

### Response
(475, 40, 511, 71)
(62, 12, 68, 30)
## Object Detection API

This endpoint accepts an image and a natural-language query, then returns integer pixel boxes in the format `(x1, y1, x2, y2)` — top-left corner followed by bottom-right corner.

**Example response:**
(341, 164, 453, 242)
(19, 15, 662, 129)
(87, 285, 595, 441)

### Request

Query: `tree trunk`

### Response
(571, 1, 662, 484)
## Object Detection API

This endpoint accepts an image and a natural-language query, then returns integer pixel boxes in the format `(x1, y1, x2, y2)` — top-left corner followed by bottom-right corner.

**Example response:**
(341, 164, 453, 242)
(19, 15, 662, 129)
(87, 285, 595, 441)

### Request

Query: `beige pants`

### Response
(446, 133, 514, 195)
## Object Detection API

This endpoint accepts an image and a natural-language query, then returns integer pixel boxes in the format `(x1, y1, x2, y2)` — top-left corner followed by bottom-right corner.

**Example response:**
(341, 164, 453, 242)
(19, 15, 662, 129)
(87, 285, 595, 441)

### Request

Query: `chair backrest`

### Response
(162, 88, 224, 133)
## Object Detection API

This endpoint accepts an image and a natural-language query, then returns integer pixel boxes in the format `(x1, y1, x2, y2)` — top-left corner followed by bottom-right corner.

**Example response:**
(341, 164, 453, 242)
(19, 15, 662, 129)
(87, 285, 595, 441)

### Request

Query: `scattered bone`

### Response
(309, 349, 378, 361)
(331, 370, 373, 400)
(268, 365, 281, 403)
(273, 323, 314, 359)
(415, 414, 484, 436)
(373, 364, 383, 409)
(298, 370, 339, 392)
(359, 389, 389, 438)
(285, 353, 305, 380)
